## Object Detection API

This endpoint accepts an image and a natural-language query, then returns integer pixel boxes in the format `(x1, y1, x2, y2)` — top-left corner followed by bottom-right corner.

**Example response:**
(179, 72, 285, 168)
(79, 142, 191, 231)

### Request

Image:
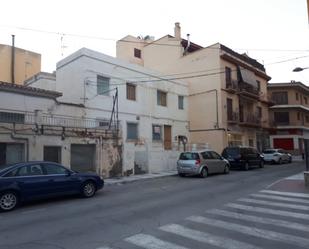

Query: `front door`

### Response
(164, 125, 172, 150)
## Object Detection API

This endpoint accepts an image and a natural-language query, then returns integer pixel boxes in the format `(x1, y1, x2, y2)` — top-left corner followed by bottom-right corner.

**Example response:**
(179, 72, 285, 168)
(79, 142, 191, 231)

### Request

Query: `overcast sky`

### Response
(1, 0, 309, 83)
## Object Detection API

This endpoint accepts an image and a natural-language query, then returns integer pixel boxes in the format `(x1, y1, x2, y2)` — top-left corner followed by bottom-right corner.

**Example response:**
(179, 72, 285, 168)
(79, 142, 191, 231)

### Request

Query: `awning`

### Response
(238, 66, 258, 88)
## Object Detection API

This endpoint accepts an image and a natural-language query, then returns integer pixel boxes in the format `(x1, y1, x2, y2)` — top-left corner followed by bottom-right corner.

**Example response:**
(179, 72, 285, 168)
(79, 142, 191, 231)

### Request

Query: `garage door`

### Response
(273, 138, 294, 150)
(70, 144, 95, 172)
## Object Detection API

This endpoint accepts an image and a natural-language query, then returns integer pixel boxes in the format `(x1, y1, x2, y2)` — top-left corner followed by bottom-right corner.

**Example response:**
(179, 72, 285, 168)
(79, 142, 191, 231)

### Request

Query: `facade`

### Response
(27, 48, 189, 175)
(268, 81, 309, 156)
(0, 81, 121, 177)
(117, 23, 272, 152)
(0, 43, 41, 85)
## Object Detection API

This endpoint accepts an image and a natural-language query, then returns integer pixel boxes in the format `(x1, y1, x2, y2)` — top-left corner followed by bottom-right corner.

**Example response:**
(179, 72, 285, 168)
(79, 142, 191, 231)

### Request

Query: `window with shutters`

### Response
(126, 83, 136, 101)
(157, 90, 167, 107)
(225, 67, 231, 87)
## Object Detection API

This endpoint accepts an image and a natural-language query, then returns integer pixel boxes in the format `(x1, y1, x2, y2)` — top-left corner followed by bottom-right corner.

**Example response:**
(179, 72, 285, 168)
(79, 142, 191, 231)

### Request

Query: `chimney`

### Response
(174, 22, 181, 40)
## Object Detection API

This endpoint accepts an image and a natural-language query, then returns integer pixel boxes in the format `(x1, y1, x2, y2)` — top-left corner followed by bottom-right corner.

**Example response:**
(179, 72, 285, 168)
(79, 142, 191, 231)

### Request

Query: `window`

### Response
(127, 123, 138, 140)
(271, 92, 288, 104)
(157, 90, 167, 106)
(178, 96, 184, 110)
(97, 75, 110, 95)
(209, 151, 222, 159)
(179, 152, 199, 160)
(201, 151, 212, 160)
(134, 48, 141, 58)
(306, 116, 309, 123)
(0, 112, 24, 124)
(227, 98, 233, 120)
(256, 106, 262, 119)
(274, 112, 289, 124)
(297, 112, 300, 120)
(225, 67, 231, 87)
(304, 97, 308, 105)
(126, 83, 136, 101)
(296, 92, 299, 101)
(152, 125, 162, 141)
(43, 164, 68, 175)
(256, 80, 261, 91)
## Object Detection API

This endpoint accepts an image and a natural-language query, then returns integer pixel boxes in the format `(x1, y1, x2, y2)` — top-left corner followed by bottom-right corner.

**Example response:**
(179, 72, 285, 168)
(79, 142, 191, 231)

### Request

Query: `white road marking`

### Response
(250, 193, 309, 204)
(160, 223, 262, 249)
(226, 203, 309, 220)
(238, 198, 309, 211)
(206, 209, 309, 232)
(187, 216, 309, 248)
(125, 233, 188, 249)
(260, 190, 309, 199)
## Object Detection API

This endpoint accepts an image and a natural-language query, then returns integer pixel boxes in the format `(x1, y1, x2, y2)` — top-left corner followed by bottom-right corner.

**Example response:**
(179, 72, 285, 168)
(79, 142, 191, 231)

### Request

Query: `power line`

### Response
(1, 24, 309, 53)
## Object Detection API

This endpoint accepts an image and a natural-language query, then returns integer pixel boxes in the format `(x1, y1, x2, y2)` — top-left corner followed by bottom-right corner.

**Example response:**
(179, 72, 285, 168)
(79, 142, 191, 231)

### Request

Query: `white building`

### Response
(26, 48, 189, 176)
(0, 81, 120, 176)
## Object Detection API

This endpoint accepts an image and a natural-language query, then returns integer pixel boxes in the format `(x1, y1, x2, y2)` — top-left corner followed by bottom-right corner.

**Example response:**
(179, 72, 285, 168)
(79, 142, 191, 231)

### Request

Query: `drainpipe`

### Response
(11, 35, 15, 84)
(11, 123, 29, 161)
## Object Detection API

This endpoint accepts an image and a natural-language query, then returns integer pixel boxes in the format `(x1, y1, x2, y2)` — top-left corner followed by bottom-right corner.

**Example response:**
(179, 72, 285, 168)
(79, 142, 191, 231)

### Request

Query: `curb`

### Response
(104, 172, 178, 186)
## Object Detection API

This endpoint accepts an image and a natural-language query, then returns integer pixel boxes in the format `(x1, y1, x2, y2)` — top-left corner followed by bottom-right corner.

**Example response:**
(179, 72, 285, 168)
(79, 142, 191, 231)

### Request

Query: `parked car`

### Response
(0, 161, 104, 212)
(177, 150, 230, 178)
(222, 146, 264, 170)
(262, 148, 292, 164)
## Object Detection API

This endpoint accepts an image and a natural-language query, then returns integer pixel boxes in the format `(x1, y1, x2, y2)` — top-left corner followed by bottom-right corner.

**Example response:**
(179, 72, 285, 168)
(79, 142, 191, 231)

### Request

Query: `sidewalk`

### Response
(104, 170, 178, 186)
(267, 172, 309, 193)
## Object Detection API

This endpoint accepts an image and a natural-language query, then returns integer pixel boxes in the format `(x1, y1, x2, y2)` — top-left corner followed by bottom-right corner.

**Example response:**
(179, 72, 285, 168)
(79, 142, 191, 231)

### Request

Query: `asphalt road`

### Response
(0, 162, 307, 249)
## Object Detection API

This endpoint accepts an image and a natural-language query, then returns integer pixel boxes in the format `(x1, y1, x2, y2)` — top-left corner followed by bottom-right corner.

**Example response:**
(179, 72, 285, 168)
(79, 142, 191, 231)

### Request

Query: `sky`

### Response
(1, 0, 309, 84)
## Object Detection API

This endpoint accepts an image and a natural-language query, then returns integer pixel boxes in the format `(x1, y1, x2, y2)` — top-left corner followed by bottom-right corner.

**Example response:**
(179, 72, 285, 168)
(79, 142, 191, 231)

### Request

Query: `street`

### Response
(0, 162, 308, 249)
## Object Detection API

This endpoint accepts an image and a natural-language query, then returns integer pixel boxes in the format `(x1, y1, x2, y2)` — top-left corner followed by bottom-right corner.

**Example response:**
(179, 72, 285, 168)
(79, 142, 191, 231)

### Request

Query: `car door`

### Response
(251, 148, 261, 166)
(41, 163, 81, 196)
(6, 164, 51, 200)
(209, 151, 226, 173)
(201, 151, 216, 173)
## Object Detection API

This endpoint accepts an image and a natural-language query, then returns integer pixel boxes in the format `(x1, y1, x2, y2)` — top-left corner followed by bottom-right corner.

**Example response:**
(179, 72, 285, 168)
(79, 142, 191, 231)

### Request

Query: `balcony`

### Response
(227, 111, 239, 124)
(270, 120, 306, 128)
(237, 83, 260, 100)
(239, 113, 262, 127)
(225, 80, 238, 93)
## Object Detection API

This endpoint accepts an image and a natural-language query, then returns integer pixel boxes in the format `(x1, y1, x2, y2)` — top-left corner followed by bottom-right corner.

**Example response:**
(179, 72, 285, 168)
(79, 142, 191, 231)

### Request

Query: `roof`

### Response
(268, 82, 309, 93)
(0, 81, 62, 99)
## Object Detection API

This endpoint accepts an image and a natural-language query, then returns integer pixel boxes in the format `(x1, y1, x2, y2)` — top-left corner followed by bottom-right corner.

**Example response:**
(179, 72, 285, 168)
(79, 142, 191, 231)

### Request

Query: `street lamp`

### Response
(292, 67, 309, 186)
(293, 67, 309, 72)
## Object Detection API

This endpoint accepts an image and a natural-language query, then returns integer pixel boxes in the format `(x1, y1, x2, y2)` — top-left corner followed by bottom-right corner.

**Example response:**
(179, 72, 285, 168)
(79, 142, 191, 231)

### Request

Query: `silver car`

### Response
(262, 148, 292, 164)
(177, 150, 230, 177)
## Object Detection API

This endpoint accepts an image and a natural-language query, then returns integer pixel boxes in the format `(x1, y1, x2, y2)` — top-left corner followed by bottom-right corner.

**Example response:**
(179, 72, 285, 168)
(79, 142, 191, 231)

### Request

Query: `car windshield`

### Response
(179, 152, 199, 160)
(263, 149, 276, 154)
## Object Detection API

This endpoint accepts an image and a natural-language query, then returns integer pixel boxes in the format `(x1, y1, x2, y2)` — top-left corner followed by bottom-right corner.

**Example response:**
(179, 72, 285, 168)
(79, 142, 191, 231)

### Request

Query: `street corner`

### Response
(267, 173, 309, 194)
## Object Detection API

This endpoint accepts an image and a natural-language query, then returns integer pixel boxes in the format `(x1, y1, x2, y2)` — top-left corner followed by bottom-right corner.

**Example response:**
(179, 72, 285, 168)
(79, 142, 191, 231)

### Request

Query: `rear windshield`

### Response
(263, 149, 276, 154)
(223, 148, 239, 156)
(179, 152, 200, 160)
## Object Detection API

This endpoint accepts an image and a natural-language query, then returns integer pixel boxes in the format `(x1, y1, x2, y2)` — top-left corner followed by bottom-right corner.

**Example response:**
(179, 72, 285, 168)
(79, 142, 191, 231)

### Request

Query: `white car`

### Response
(262, 149, 292, 164)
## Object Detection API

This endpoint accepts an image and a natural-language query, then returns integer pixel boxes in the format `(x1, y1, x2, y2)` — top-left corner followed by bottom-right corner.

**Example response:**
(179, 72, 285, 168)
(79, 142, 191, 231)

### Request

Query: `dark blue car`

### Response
(0, 161, 104, 212)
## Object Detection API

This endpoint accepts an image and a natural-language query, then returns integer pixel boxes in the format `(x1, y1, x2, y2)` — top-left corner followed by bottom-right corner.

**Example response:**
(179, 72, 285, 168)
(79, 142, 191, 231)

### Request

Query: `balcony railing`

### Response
(239, 113, 262, 127)
(227, 111, 239, 123)
(270, 120, 306, 127)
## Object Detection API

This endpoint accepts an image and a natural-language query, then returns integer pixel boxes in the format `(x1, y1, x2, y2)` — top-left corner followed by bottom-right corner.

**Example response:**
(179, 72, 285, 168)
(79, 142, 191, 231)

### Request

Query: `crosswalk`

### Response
(96, 190, 309, 249)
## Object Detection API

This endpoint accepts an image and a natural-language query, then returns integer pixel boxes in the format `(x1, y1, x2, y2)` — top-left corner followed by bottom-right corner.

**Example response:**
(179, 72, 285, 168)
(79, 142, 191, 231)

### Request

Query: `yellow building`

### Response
(117, 23, 272, 152)
(0, 43, 41, 85)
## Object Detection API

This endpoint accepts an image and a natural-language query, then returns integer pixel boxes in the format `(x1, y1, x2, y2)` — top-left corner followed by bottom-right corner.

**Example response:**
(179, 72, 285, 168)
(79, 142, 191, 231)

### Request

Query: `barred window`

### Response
(126, 83, 136, 101)
(0, 112, 25, 124)
(97, 75, 110, 95)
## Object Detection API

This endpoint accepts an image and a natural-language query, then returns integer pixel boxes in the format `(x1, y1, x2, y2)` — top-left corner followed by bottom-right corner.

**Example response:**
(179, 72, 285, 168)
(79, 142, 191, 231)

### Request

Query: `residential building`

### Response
(27, 48, 189, 175)
(268, 81, 309, 156)
(0, 81, 120, 176)
(0, 43, 41, 84)
(117, 23, 272, 152)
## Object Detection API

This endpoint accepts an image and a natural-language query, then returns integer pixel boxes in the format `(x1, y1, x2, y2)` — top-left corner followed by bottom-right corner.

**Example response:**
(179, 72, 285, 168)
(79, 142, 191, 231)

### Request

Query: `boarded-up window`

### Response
(157, 90, 167, 106)
(97, 75, 110, 95)
(126, 83, 136, 101)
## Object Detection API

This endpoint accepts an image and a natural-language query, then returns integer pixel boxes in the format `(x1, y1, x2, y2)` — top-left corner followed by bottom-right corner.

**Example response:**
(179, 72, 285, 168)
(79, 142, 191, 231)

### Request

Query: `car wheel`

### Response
(81, 181, 96, 198)
(259, 160, 264, 168)
(200, 167, 208, 178)
(178, 173, 186, 177)
(0, 191, 18, 212)
(224, 165, 230, 174)
(243, 162, 249, 171)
